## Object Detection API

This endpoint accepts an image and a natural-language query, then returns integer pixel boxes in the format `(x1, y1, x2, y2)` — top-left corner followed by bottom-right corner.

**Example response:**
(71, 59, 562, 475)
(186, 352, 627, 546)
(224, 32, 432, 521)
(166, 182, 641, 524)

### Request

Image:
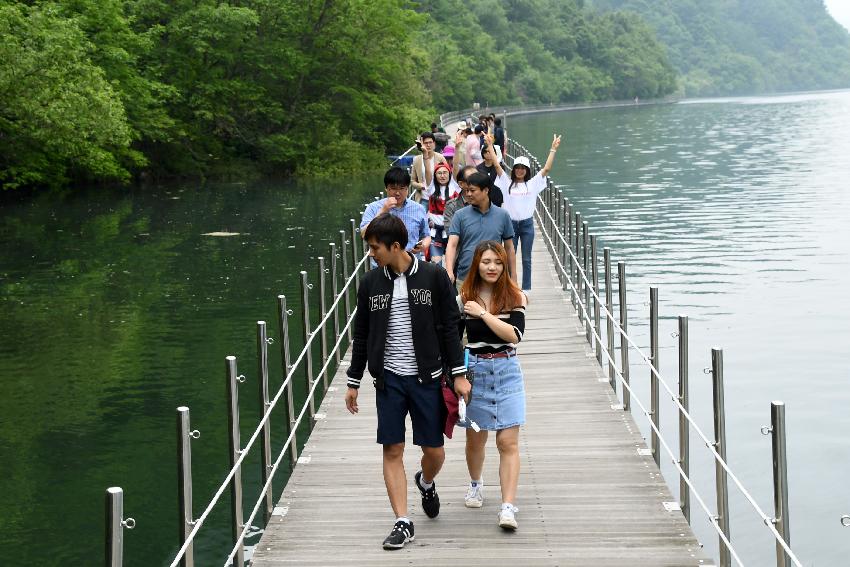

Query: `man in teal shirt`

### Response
(444, 171, 516, 285)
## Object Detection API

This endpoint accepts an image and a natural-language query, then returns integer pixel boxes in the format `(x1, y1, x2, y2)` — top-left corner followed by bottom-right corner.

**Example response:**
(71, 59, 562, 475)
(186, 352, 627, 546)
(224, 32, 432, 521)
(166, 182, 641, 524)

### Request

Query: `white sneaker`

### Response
(498, 504, 518, 530)
(464, 482, 484, 508)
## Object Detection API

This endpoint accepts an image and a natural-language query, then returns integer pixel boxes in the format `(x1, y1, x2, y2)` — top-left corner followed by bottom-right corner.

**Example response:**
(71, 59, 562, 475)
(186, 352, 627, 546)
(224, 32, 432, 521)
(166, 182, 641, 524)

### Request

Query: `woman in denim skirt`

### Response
(457, 240, 527, 530)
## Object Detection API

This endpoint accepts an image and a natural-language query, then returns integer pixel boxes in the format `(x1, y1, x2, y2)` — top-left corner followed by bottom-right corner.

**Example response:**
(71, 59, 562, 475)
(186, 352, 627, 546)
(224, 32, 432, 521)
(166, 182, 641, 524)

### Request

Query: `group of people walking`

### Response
(346, 123, 562, 550)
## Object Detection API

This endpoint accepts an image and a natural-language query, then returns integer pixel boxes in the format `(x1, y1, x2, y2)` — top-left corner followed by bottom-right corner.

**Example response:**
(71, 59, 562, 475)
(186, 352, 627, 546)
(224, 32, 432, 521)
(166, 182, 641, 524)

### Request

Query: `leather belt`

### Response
(471, 349, 516, 359)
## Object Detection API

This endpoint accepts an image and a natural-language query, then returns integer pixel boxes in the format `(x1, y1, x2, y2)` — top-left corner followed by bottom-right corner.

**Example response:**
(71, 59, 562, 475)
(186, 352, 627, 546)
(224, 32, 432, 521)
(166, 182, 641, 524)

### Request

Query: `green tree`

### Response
(0, 3, 136, 188)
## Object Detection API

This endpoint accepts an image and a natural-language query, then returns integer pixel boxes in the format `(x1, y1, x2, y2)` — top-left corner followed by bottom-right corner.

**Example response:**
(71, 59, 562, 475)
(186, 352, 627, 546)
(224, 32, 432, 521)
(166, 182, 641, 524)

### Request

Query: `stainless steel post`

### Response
(177, 407, 196, 567)
(300, 271, 316, 421)
(650, 287, 660, 467)
(276, 295, 298, 464)
(567, 202, 575, 304)
(604, 248, 615, 388)
(549, 193, 564, 287)
(225, 356, 244, 567)
(574, 212, 584, 322)
(583, 222, 591, 344)
(617, 262, 630, 411)
(591, 235, 602, 364)
(549, 185, 556, 254)
(561, 196, 570, 292)
(678, 316, 690, 524)
(256, 322, 273, 524)
(340, 230, 352, 341)
(770, 401, 791, 567)
(317, 257, 329, 391)
(350, 219, 361, 284)
(712, 348, 731, 567)
(105, 487, 133, 567)
(330, 243, 341, 366)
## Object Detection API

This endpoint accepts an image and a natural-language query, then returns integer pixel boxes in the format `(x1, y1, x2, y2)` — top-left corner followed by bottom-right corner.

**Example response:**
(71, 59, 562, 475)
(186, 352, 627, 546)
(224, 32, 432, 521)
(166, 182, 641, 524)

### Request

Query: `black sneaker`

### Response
(415, 470, 440, 518)
(382, 519, 414, 549)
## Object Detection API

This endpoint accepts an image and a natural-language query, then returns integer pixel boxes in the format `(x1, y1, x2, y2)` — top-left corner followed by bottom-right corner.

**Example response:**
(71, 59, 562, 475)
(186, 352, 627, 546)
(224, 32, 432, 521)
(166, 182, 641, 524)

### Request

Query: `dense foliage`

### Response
(0, 0, 677, 189)
(591, 0, 850, 96)
(418, 0, 676, 110)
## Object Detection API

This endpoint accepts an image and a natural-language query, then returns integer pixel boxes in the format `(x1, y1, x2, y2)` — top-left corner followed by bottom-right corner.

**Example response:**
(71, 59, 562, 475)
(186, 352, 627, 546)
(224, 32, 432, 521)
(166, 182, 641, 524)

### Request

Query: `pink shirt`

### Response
(465, 135, 482, 167)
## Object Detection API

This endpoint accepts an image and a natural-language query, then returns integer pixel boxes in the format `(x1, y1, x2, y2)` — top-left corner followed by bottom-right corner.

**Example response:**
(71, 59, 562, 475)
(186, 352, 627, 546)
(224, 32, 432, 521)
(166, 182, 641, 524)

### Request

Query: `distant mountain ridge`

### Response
(590, 0, 850, 96)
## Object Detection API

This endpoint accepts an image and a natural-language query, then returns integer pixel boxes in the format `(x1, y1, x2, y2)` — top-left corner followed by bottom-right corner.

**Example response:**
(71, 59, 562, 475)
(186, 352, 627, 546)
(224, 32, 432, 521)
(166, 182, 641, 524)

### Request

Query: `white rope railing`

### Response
(514, 140, 802, 566)
(223, 307, 359, 565)
(167, 252, 369, 567)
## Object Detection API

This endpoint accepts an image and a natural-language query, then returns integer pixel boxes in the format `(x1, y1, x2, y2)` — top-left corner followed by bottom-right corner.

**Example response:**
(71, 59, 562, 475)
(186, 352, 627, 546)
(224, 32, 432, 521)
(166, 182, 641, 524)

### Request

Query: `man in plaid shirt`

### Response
(361, 167, 431, 263)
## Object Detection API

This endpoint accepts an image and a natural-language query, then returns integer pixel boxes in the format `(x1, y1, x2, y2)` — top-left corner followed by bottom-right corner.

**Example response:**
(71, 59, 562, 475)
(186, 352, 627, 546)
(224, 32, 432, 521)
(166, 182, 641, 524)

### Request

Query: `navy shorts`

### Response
(376, 369, 444, 447)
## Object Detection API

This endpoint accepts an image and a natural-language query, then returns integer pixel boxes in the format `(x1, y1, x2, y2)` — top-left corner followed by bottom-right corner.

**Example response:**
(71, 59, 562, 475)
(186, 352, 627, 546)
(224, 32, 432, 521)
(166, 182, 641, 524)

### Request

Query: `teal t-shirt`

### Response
(449, 204, 514, 279)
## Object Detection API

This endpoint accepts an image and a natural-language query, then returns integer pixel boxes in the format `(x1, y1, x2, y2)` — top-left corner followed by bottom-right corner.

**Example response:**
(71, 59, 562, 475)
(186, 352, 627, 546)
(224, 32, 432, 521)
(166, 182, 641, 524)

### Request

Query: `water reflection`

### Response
(0, 176, 380, 565)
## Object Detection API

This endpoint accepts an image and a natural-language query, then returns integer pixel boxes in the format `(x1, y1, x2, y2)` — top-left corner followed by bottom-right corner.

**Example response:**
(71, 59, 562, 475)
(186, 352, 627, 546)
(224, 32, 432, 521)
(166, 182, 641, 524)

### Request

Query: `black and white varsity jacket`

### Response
(346, 254, 466, 390)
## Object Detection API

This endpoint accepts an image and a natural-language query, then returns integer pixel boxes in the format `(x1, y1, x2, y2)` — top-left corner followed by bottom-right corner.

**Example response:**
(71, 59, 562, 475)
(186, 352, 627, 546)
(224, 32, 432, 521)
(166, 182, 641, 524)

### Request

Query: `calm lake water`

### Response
(508, 90, 850, 566)
(2, 90, 849, 566)
(0, 177, 380, 565)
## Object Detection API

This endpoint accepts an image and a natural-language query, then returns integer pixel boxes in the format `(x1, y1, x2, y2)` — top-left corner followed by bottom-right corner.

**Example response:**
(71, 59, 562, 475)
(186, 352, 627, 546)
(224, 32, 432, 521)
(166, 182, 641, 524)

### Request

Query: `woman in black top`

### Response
(457, 240, 528, 530)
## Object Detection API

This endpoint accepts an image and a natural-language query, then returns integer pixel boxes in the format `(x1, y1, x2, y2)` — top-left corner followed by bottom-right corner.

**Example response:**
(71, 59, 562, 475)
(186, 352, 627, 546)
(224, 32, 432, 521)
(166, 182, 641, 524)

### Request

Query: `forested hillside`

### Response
(590, 0, 850, 96)
(0, 0, 675, 190)
(417, 0, 676, 110)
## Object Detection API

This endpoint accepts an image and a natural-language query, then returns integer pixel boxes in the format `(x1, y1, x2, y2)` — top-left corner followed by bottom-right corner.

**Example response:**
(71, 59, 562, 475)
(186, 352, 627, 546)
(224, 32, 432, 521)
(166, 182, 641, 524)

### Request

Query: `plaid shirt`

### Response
(360, 198, 429, 251)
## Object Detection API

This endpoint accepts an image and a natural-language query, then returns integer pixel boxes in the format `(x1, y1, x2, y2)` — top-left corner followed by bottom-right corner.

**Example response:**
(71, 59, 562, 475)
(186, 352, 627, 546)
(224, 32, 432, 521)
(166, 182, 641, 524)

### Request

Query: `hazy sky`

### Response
(825, 0, 850, 32)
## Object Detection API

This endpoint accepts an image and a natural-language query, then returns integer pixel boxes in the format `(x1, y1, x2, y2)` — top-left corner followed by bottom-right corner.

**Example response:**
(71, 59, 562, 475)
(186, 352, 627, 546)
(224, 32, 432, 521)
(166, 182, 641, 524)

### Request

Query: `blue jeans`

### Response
(512, 217, 534, 290)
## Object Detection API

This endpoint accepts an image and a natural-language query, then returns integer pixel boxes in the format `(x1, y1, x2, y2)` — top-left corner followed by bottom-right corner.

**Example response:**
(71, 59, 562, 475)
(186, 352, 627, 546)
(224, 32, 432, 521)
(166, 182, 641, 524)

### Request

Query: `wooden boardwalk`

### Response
(252, 237, 713, 566)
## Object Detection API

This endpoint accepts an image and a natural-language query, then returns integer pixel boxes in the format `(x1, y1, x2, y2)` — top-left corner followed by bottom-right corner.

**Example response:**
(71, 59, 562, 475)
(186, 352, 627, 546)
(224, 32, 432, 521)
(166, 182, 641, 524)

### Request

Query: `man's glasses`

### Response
(386, 185, 408, 193)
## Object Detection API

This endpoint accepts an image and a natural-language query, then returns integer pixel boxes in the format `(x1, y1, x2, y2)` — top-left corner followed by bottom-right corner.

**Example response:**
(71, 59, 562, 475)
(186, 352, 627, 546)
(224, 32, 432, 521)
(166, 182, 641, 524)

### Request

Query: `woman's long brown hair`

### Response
(460, 240, 523, 314)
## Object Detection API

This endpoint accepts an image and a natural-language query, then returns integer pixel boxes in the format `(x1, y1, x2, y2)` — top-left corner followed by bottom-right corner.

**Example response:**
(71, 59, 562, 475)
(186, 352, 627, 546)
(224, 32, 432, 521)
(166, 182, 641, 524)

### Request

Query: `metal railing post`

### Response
(712, 348, 731, 567)
(591, 235, 602, 364)
(317, 257, 329, 391)
(574, 212, 583, 317)
(768, 401, 791, 567)
(582, 222, 591, 343)
(549, 192, 564, 287)
(350, 219, 361, 285)
(618, 261, 630, 411)
(567, 202, 575, 304)
(678, 316, 690, 524)
(177, 407, 197, 567)
(330, 243, 342, 366)
(561, 197, 570, 292)
(650, 287, 660, 466)
(105, 487, 134, 567)
(604, 248, 615, 388)
(301, 271, 316, 421)
(276, 295, 298, 465)
(340, 230, 352, 341)
(548, 184, 556, 255)
(225, 356, 245, 567)
(256, 322, 273, 524)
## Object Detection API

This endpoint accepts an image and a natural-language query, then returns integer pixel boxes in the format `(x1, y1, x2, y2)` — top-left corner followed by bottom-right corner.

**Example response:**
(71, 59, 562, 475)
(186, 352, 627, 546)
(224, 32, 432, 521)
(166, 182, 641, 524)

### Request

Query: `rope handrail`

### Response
(522, 142, 802, 566)
(167, 252, 369, 567)
(223, 308, 358, 565)
(532, 204, 751, 562)
(535, 209, 744, 562)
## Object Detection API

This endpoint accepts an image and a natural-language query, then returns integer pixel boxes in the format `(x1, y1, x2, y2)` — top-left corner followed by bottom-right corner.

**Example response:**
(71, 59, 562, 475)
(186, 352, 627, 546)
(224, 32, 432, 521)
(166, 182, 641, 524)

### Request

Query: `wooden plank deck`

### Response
(251, 235, 713, 566)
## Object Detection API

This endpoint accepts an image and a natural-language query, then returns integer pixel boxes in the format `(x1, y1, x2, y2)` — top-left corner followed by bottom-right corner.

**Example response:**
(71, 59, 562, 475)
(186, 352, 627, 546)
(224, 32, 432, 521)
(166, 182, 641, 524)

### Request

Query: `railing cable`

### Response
(167, 253, 368, 567)
(520, 144, 803, 567)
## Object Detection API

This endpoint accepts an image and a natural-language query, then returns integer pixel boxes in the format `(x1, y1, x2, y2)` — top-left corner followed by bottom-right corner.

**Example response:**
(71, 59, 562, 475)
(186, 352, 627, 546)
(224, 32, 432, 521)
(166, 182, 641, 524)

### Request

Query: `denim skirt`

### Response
(463, 354, 526, 431)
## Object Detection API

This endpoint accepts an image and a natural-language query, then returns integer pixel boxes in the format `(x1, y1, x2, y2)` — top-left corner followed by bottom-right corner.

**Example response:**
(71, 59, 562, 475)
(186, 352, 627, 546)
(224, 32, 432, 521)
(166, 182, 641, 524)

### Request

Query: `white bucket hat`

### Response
(513, 156, 531, 169)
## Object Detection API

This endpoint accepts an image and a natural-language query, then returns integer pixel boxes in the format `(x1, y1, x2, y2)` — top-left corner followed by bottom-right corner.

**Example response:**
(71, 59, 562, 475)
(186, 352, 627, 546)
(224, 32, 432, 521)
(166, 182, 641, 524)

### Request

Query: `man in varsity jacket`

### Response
(345, 213, 470, 550)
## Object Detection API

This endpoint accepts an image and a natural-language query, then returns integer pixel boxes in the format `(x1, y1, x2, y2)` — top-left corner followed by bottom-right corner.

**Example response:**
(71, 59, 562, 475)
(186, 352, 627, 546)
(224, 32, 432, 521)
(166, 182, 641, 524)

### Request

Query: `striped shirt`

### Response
(383, 273, 418, 375)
